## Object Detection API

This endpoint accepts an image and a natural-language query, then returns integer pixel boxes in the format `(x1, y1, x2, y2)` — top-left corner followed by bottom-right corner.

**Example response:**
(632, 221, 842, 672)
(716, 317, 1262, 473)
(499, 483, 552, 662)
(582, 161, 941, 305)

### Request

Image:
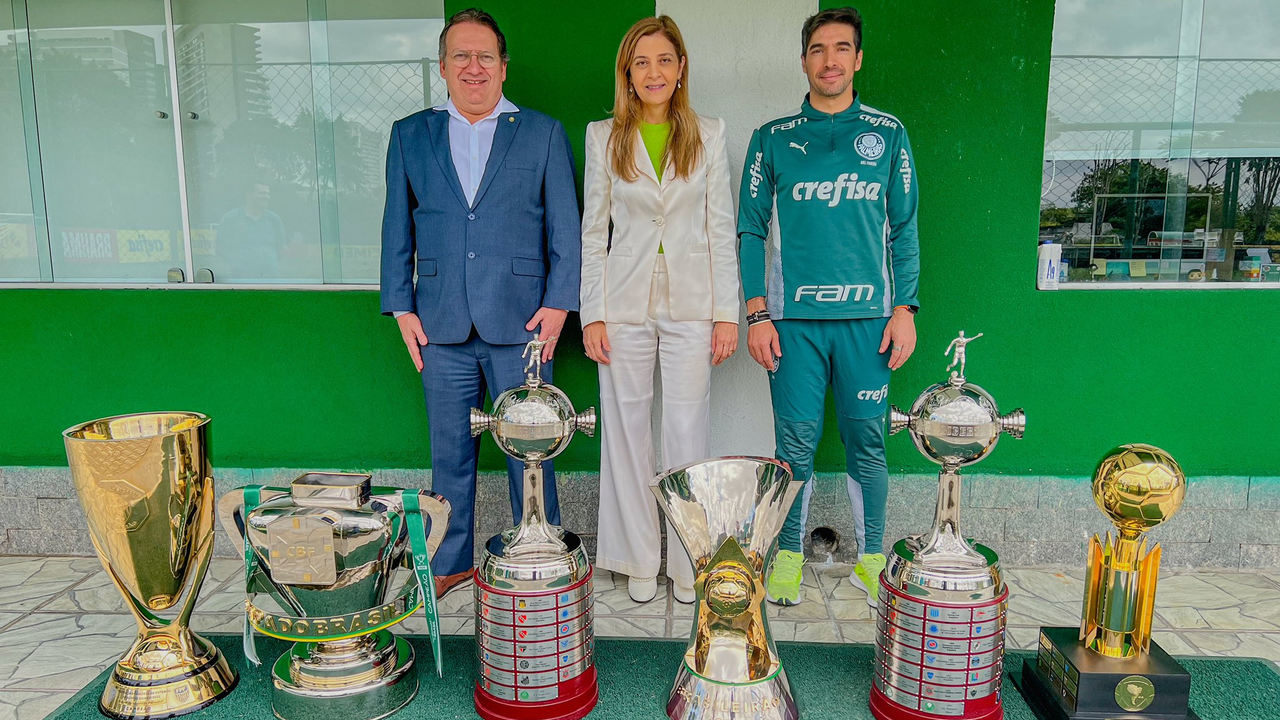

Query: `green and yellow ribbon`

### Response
(241, 484, 264, 666)
(401, 490, 444, 677)
(237, 486, 444, 677)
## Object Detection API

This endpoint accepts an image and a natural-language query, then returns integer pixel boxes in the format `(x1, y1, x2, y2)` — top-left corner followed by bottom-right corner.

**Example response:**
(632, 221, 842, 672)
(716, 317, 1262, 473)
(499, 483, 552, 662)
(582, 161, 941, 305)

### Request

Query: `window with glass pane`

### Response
(0, 0, 42, 282)
(173, 1, 323, 284)
(324, 1, 444, 284)
(1041, 0, 1280, 286)
(27, 0, 186, 283)
(0, 0, 443, 286)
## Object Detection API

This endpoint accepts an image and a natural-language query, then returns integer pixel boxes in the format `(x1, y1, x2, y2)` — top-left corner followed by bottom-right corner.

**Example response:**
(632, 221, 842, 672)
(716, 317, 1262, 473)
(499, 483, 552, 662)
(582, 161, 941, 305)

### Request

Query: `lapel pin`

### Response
(508, 116, 515, 123)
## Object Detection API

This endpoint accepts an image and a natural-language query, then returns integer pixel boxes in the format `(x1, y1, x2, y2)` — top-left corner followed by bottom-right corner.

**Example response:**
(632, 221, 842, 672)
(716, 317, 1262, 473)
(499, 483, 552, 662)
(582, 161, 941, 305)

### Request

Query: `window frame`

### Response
(1040, 0, 1280, 290)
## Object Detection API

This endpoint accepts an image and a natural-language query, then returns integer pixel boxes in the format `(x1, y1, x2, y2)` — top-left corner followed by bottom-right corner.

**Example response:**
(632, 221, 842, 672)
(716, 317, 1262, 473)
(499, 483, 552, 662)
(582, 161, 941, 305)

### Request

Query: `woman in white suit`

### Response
(581, 15, 740, 604)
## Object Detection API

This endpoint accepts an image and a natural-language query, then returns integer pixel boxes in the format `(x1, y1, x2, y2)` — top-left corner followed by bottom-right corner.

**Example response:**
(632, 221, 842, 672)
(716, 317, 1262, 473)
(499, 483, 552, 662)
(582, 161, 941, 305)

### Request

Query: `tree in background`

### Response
(1071, 159, 1170, 243)
(1235, 90, 1280, 244)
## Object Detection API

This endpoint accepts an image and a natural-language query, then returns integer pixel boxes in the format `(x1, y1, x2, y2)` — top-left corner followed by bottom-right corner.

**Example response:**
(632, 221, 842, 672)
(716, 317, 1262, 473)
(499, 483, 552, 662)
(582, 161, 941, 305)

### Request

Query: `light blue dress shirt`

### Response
(437, 95, 520, 207)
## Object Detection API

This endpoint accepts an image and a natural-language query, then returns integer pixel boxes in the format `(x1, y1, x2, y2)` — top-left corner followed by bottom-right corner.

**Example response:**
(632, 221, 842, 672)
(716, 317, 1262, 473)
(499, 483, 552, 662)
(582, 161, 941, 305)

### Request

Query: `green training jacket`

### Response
(738, 94, 920, 320)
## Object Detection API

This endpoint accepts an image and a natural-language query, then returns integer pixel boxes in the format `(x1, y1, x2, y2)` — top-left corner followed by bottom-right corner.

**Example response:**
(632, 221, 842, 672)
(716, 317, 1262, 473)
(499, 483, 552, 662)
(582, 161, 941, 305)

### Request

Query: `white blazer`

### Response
(580, 115, 740, 326)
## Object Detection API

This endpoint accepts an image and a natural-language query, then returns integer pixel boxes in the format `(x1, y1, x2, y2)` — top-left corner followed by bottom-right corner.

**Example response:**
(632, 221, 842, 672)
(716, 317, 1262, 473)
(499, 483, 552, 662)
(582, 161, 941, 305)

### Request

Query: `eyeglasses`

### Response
(448, 50, 501, 68)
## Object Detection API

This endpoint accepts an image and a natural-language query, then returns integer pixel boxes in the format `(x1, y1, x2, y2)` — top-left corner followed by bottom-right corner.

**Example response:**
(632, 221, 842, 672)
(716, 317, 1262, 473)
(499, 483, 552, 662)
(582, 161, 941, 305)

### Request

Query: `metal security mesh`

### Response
(1047, 56, 1178, 128)
(163, 59, 448, 283)
(191, 60, 443, 130)
(1198, 59, 1280, 123)
(1041, 55, 1280, 248)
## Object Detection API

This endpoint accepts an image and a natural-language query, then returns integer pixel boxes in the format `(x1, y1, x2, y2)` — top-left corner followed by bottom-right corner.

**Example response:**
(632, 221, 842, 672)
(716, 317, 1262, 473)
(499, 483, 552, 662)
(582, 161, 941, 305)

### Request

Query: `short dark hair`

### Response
(439, 8, 509, 62)
(801, 7, 863, 55)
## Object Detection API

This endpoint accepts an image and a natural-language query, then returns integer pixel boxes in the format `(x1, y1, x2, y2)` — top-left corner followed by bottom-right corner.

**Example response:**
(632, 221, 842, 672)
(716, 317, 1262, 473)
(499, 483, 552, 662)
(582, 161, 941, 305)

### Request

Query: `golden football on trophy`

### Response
(1092, 444, 1186, 537)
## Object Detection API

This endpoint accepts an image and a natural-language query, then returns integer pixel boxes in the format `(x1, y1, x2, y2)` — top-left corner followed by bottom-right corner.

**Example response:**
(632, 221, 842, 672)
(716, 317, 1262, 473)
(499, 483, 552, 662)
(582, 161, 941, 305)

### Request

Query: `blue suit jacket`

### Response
(380, 105, 582, 345)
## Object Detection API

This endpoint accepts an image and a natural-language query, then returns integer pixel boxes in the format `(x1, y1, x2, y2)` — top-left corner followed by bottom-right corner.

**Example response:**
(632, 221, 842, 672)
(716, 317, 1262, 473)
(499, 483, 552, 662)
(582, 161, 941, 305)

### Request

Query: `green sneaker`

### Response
(766, 549, 805, 606)
(851, 553, 888, 607)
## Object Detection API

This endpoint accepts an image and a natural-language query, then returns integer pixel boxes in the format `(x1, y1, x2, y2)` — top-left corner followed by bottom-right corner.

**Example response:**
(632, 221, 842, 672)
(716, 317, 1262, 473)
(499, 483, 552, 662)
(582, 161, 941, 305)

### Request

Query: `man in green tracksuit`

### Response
(738, 7, 920, 607)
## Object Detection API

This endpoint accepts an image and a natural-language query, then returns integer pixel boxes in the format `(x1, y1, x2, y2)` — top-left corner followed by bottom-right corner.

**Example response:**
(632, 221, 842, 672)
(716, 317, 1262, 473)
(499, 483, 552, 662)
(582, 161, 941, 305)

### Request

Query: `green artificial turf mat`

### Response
(48, 634, 1279, 719)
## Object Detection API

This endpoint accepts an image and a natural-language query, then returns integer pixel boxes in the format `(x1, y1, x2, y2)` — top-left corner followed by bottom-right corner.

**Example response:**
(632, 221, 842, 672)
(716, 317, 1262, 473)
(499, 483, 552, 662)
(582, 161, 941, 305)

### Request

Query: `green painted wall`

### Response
(810, 0, 1280, 475)
(3, 0, 1278, 477)
(0, 0, 640, 471)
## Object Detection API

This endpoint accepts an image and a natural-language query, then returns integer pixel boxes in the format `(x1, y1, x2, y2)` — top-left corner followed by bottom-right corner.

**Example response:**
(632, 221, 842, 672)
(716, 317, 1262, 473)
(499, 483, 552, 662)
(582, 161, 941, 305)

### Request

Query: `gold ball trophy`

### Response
(651, 457, 804, 720)
(1018, 444, 1197, 720)
(871, 332, 1025, 720)
(469, 339, 600, 720)
(63, 412, 238, 719)
(219, 472, 453, 720)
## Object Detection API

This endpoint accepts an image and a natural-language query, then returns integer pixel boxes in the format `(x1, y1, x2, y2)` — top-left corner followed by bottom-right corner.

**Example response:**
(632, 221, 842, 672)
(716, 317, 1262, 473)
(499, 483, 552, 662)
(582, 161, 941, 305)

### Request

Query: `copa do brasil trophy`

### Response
(871, 332, 1025, 720)
(1018, 444, 1198, 720)
(219, 472, 452, 720)
(469, 338, 600, 720)
(63, 412, 237, 719)
(651, 457, 804, 720)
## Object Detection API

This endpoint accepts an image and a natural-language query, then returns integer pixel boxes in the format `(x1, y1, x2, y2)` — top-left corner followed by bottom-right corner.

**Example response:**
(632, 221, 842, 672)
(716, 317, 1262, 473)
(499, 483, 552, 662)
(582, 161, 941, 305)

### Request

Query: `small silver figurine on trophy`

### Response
(469, 338, 599, 720)
(871, 332, 1025, 720)
(944, 331, 983, 379)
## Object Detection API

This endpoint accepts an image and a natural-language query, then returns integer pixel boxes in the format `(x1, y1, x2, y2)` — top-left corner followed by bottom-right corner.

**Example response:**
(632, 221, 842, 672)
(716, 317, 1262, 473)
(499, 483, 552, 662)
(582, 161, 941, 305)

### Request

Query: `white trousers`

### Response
(594, 257, 709, 588)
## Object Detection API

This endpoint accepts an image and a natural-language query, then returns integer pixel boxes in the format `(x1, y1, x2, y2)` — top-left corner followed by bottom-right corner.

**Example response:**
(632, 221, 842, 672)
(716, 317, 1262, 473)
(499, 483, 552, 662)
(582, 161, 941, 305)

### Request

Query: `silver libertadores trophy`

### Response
(219, 472, 452, 720)
(652, 457, 804, 720)
(870, 332, 1025, 720)
(469, 339, 599, 720)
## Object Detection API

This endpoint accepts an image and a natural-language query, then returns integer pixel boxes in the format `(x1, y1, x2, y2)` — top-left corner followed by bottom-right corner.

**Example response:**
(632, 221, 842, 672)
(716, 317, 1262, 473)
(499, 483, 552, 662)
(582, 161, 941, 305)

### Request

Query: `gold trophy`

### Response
(1082, 444, 1186, 658)
(1019, 444, 1198, 720)
(63, 412, 238, 719)
(651, 457, 803, 720)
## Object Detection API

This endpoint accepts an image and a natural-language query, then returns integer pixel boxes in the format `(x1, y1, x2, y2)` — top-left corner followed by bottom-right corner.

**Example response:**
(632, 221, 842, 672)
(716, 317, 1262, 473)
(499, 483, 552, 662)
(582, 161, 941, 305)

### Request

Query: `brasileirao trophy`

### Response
(871, 332, 1025, 720)
(219, 472, 452, 720)
(64, 412, 238, 719)
(651, 457, 804, 720)
(469, 338, 599, 720)
(1018, 445, 1198, 720)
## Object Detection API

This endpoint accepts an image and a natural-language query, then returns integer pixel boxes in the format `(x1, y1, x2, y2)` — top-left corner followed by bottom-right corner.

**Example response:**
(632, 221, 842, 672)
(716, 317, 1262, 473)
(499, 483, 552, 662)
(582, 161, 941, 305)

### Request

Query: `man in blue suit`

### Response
(380, 8, 582, 597)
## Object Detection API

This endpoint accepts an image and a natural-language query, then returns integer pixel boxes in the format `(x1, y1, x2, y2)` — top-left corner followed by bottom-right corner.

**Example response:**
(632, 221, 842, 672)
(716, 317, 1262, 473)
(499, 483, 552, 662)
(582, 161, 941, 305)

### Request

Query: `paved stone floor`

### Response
(1, 555, 1278, 720)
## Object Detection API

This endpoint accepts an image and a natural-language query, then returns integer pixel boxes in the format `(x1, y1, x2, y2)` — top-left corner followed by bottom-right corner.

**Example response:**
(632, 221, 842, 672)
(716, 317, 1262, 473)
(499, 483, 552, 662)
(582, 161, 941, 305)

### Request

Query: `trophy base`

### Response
(473, 668, 598, 720)
(271, 631, 418, 720)
(870, 684, 1002, 720)
(871, 539, 1007, 720)
(101, 631, 238, 720)
(474, 531, 597, 719)
(664, 661, 798, 720)
(1016, 627, 1199, 720)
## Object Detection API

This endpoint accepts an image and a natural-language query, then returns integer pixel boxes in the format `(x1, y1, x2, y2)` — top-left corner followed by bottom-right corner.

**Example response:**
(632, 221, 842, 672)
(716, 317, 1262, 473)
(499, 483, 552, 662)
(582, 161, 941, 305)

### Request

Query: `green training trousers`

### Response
(770, 317, 892, 556)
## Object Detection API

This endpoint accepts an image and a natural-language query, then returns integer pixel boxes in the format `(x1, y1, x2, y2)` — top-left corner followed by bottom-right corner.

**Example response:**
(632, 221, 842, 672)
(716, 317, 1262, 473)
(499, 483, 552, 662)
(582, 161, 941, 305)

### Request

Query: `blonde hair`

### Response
(609, 16, 702, 182)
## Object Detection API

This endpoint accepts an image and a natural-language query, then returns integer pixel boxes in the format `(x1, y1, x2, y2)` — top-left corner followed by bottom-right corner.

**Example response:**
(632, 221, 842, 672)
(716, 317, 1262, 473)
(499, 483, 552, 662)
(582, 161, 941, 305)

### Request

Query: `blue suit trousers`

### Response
(422, 334, 560, 576)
